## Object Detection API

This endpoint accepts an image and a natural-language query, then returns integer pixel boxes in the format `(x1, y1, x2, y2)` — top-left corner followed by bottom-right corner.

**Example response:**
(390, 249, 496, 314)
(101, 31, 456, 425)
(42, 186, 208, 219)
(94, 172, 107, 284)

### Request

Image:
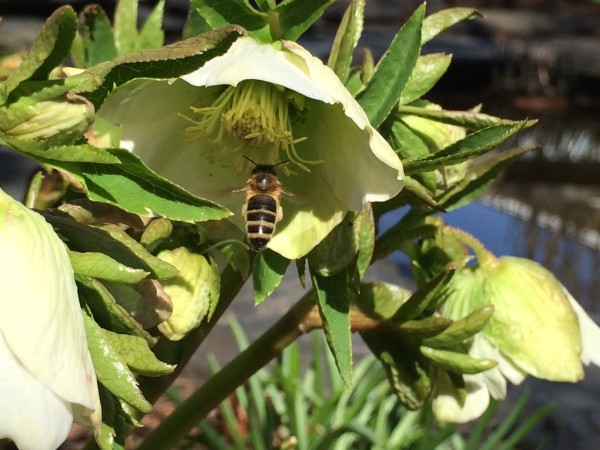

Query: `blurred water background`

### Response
(1, 1, 599, 448)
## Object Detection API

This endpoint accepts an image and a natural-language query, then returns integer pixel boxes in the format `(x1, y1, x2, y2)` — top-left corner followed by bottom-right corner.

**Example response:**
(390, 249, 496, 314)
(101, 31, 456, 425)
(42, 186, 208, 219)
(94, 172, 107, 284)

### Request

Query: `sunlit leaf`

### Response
(312, 270, 352, 387)
(356, 4, 424, 128)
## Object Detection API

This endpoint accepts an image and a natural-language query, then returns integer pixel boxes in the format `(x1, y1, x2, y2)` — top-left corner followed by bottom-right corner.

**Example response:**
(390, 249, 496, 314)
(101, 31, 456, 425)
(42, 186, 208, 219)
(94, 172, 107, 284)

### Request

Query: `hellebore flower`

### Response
(0, 188, 100, 449)
(98, 36, 404, 259)
(433, 255, 600, 423)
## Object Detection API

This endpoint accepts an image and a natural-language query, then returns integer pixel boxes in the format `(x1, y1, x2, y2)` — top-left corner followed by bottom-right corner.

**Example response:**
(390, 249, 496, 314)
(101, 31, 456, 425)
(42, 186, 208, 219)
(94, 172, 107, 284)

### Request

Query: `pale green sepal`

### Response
(157, 248, 220, 341)
(0, 93, 93, 145)
(479, 257, 584, 381)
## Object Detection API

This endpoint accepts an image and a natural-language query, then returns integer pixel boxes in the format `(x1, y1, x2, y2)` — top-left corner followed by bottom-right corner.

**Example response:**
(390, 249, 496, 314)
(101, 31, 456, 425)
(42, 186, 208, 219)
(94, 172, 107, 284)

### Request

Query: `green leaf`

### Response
(402, 175, 440, 210)
(277, 0, 335, 41)
(327, 0, 365, 82)
(140, 218, 173, 247)
(218, 241, 251, 278)
(361, 330, 432, 409)
(253, 249, 290, 304)
(400, 53, 452, 105)
(113, 0, 139, 55)
(0, 6, 77, 103)
(423, 305, 494, 348)
(103, 279, 172, 329)
(0, 138, 121, 164)
(102, 329, 175, 376)
(439, 146, 537, 211)
(78, 4, 118, 67)
(137, 0, 166, 51)
(183, 3, 213, 39)
(73, 26, 245, 108)
(69, 251, 150, 283)
(354, 202, 374, 281)
(398, 104, 536, 130)
(312, 270, 352, 388)
(94, 385, 124, 450)
(308, 212, 357, 277)
(393, 267, 455, 321)
(59, 199, 145, 230)
(83, 309, 153, 412)
(78, 276, 154, 342)
(353, 282, 412, 321)
(50, 147, 232, 223)
(397, 316, 453, 338)
(403, 122, 529, 175)
(421, 7, 481, 45)
(42, 211, 177, 279)
(356, 4, 424, 128)
(420, 346, 497, 375)
(190, 0, 270, 42)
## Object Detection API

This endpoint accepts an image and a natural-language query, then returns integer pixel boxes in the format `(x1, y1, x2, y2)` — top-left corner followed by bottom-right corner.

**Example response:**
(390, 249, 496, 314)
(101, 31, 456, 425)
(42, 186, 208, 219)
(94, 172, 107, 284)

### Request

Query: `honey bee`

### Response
(237, 157, 290, 252)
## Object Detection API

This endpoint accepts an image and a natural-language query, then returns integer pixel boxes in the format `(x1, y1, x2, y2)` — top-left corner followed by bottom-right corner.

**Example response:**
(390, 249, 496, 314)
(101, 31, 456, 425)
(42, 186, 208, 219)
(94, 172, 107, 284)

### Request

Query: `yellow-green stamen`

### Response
(181, 80, 321, 173)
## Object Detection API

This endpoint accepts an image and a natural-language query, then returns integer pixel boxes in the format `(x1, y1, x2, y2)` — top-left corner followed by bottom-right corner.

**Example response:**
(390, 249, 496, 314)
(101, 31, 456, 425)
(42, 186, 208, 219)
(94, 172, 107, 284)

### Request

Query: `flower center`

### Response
(182, 80, 321, 173)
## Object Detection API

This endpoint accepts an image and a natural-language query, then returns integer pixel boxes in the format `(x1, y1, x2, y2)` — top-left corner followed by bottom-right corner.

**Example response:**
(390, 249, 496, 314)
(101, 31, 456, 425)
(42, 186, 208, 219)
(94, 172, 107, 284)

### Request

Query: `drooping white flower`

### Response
(98, 36, 404, 259)
(433, 255, 600, 423)
(0, 188, 100, 450)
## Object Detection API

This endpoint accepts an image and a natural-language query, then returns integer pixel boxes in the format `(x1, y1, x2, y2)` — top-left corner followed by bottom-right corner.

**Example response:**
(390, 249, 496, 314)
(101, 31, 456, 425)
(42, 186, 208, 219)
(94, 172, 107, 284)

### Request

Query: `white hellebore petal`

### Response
(99, 36, 403, 259)
(432, 334, 522, 423)
(0, 189, 100, 450)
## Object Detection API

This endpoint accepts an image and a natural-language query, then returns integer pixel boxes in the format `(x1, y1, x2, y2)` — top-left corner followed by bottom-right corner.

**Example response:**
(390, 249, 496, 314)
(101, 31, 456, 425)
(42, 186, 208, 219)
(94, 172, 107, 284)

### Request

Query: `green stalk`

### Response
(137, 292, 318, 449)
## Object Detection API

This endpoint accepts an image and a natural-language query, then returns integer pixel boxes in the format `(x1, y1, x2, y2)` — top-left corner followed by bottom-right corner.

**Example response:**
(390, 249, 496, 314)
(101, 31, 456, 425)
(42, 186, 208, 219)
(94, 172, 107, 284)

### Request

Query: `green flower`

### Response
(433, 256, 600, 422)
(0, 188, 100, 449)
(98, 36, 404, 259)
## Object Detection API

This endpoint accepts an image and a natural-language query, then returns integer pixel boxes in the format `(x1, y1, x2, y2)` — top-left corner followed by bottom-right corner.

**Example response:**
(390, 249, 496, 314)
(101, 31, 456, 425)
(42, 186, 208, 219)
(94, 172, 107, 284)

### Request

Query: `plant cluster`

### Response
(0, 0, 597, 449)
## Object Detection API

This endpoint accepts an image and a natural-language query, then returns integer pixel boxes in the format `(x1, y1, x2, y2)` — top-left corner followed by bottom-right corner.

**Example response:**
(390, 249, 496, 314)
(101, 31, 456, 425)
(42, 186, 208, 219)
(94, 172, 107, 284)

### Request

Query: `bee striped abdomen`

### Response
(246, 194, 278, 251)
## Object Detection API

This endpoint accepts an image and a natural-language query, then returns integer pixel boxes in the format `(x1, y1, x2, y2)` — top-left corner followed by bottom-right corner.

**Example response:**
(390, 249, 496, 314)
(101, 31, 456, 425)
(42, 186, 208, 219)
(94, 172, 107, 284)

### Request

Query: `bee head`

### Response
(244, 156, 288, 176)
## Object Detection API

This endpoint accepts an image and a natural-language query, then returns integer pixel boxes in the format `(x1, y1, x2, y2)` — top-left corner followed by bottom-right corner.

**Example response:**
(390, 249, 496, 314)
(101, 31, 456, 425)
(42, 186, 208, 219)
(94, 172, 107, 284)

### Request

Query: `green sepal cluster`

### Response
(353, 268, 495, 411)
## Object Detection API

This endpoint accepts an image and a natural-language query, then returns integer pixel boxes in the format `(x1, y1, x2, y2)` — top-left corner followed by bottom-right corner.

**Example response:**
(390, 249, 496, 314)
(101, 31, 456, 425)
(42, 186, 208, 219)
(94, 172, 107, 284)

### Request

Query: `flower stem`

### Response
(137, 292, 318, 450)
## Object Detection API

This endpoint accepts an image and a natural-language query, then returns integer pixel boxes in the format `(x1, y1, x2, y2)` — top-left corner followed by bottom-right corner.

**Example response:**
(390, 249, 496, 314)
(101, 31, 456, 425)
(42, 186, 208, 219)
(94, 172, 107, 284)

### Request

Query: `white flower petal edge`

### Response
(0, 331, 72, 450)
(564, 288, 600, 367)
(0, 189, 100, 446)
(432, 370, 491, 423)
(181, 36, 404, 187)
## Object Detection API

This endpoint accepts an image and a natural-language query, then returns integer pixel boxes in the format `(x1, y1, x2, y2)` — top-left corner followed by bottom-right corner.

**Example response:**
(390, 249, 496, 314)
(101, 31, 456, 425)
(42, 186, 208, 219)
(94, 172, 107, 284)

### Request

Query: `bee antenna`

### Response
(274, 160, 289, 168)
(243, 156, 258, 166)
